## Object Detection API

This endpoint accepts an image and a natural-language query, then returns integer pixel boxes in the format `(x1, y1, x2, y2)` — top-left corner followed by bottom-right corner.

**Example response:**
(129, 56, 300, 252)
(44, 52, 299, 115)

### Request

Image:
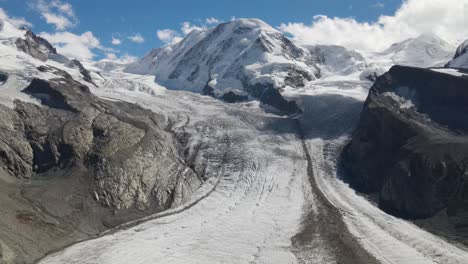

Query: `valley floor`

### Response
(38, 76, 468, 264)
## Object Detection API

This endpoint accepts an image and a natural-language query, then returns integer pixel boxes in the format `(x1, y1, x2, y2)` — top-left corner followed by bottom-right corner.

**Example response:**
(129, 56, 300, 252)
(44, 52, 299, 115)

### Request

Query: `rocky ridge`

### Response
(0, 63, 203, 262)
(446, 39, 468, 69)
(343, 65, 468, 242)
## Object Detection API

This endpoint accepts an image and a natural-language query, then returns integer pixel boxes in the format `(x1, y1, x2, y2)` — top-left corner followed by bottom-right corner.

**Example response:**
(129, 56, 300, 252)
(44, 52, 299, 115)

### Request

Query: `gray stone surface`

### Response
(15, 30, 56, 62)
(0, 66, 202, 263)
(343, 65, 468, 242)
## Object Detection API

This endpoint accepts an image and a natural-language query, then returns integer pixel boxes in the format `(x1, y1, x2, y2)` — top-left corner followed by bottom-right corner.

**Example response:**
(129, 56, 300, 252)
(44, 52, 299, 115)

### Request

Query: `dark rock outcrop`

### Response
(7, 67, 201, 209)
(0, 71, 7, 84)
(243, 81, 302, 114)
(343, 66, 468, 234)
(446, 39, 468, 69)
(66, 59, 96, 86)
(15, 30, 57, 61)
(453, 40, 468, 61)
(0, 68, 202, 263)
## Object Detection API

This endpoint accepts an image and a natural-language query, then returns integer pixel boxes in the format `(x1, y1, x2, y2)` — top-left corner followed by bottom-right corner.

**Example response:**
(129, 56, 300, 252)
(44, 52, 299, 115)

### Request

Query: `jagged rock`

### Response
(15, 30, 56, 62)
(0, 68, 202, 210)
(14, 29, 96, 86)
(453, 40, 468, 61)
(0, 68, 203, 262)
(243, 81, 302, 114)
(446, 39, 468, 69)
(66, 59, 96, 86)
(343, 66, 468, 227)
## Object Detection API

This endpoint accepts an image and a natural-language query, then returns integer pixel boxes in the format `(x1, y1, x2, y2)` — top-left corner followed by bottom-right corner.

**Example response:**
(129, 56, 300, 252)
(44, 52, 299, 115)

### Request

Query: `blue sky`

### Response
(0, 0, 402, 60)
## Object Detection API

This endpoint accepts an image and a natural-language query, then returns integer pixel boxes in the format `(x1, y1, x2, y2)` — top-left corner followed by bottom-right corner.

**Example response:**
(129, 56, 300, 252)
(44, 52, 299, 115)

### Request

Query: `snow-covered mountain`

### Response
(446, 39, 468, 69)
(301, 33, 455, 82)
(125, 18, 321, 113)
(305, 44, 366, 77)
(375, 33, 455, 68)
(352, 33, 456, 81)
(3, 12, 468, 264)
(0, 18, 102, 89)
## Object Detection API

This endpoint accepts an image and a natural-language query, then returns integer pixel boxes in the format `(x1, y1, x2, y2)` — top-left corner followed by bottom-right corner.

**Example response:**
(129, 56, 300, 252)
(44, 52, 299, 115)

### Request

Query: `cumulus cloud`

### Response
(156, 29, 182, 45)
(32, 0, 78, 30)
(372, 2, 385, 8)
(42, 12, 73, 30)
(39, 31, 103, 61)
(181, 22, 206, 35)
(104, 53, 137, 63)
(206, 17, 220, 25)
(157, 20, 214, 45)
(111, 36, 122, 45)
(0, 8, 32, 28)
(128, 33, 144, 43)
(279, 0, 468, 52)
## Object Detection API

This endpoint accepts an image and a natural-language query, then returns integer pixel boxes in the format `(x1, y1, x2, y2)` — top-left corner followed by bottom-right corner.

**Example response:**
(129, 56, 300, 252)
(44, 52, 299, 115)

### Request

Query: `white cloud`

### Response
(32, 0, 78, 30)
(39, 31, 102, 61)
(156, 29, 182, 45)
(55, 2, 73, 16)
(206, 17, 220, 25)
(128, 33, 144, 43)
(42, 12, 72, 30)
(104, 53, 137, 63)
(105, 53, 118, 60)
(181, 22, 206, 35)
(279, 0, 468, 52)
(372, 2, 385, 8)
(157, 20, 213, 45)
(111, 37, 122, 45)
(0, 8, 32, 28)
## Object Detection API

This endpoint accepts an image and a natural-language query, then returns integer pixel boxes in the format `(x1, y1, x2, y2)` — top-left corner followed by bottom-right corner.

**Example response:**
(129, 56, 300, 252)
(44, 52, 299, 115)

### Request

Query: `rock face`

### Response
(15, 30, 57, 61)
(2, 66, 201, 209)
(446, 39, 468, 69)
(0, 66, 203, 263)
(13, 29, 96, 86)
(343, 66, 468, 232)
(66, 59, 95, 86)
(125, 18, 320, 114)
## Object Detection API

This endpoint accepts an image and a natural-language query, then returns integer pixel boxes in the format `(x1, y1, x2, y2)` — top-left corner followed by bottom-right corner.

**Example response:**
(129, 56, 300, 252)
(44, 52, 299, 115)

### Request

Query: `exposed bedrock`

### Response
(343, 66, 468, 238)
(0, 67, 203, 263)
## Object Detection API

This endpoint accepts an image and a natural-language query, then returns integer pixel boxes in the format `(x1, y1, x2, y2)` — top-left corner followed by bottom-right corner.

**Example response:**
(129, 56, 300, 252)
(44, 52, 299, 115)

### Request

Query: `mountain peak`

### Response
(125, 18, 319, 114)
(222, 18, 276, 32)
(446, 39, 468, 69)
(380, 32, 454, 68)
(454, 39, 468, 58)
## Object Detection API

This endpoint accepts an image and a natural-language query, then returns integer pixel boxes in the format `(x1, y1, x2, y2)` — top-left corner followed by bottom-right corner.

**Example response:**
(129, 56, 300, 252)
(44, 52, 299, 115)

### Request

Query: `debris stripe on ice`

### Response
(308, 137, 468, 264)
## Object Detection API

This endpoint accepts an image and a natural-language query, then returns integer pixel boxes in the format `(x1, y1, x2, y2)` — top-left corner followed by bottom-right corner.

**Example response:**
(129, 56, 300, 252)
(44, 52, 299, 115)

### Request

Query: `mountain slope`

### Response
(0, 18, 206, 263)
(446, 39, 468, 69)
(305, 44, 366, 77)
(126, 18, 321, 114)
(355, 33, 456, 82)
(378, 33, 454, 68)
(343, 65, 468, 243)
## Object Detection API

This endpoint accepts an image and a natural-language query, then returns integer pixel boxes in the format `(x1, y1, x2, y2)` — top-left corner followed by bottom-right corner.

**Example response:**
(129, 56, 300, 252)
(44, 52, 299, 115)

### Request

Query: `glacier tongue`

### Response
(39, 82, 315, 264)
(2, 12, 468, 264)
